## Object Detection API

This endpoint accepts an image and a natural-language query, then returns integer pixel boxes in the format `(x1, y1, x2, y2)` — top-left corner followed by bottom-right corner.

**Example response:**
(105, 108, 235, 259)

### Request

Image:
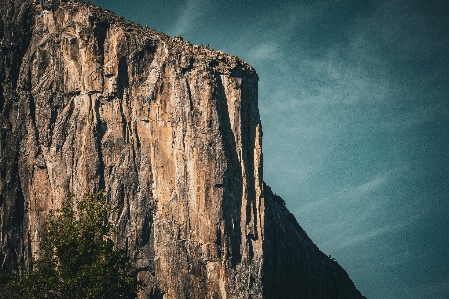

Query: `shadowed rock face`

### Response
(0, 1, 366, 298)
(262, 184, 366, 299)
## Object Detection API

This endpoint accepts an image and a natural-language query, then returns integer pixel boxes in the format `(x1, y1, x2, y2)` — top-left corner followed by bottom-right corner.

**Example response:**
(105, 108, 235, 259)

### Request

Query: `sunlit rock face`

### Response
(0, 1, 365, 298)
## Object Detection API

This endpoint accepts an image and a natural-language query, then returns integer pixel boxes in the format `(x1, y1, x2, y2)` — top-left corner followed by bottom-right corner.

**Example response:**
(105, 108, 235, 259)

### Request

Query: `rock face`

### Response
(0, 0, 366, 298)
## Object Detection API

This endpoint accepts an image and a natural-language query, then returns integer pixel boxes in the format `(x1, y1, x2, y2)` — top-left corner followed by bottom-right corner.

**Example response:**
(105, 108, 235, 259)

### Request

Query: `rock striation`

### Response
(0, 0, 366, 298)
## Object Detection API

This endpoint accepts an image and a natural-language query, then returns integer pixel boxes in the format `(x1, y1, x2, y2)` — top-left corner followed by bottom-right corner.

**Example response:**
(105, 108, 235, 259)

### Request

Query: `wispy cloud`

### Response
(338, 175, 387, 199)
(228, 3, 314, 63)
(248, 43, 280, 62)
(170, 0, 205, 36)
(323, 222, 406, 251)
(296, 175, 387, 215)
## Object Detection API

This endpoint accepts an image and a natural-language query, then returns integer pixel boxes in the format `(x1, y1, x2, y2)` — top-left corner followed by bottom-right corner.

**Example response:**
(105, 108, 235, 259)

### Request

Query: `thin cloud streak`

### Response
(170, 0, 205, 37)
(229, 3, 313, 62)
(323, 222, 406, 251)
(297, 175, 387, 215)
(248, 43, 280, 62)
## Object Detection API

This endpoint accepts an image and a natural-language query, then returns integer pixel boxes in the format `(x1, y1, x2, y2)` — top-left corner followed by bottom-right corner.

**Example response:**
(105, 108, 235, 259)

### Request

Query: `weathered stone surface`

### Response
(0, 0, 366, 298)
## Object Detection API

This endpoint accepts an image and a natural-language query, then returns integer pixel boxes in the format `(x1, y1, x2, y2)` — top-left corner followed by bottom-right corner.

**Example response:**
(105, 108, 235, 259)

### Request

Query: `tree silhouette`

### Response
(1, 191, 141, 299)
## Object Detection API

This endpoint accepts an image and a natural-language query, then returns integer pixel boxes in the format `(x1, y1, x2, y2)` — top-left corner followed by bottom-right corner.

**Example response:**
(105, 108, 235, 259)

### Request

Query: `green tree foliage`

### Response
(0, 265, 16, 298)
(1, 191, 140, 299)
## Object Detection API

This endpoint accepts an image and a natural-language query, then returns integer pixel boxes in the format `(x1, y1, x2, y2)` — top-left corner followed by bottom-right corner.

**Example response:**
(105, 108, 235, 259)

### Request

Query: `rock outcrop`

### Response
(0, 0, 366, 298)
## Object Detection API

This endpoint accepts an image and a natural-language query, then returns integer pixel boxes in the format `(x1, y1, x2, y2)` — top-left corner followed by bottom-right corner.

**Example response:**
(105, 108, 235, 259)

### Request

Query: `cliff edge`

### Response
(0, 0, 366, 298)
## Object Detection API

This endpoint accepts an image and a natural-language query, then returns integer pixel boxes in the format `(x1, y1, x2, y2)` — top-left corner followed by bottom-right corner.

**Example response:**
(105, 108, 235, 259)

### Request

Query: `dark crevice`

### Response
(69, 38, 79, 63)
(37, 48, 49, 80)
(247, 236, 254, 261)
(0, 84, 4, 113)
(11, 1, 34, 90)
(0, 17, 4, 40)
(40, 0, 59, 11)
(117, 100, 127, 145)
(208, 60, 219, 70)
(28, 93, 41, 147)
(149, 288, 165, 299)
(181, 56, 194, 74)
(9, 163, 25, 263)
(185, 78, 193, 111)
(118, 183, 125, 207)
(117, 56, 129, 99)
(93, 21, 109, 65)
(94, 99, 106, 191)
(28, 94, 36, 125)
(130, 134, 138, 172)
(135, 123, 141, 152)
(49, 94, 59, 137)
(131, 40, 158, 83)
(139, 214, 152, 248)
(214, 73, 242, 266)
(0, 97, 26, 272)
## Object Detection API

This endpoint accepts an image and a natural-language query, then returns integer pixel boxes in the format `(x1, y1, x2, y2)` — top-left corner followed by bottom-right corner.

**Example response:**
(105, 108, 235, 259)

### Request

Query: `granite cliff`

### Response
(0, 0, 366, 298)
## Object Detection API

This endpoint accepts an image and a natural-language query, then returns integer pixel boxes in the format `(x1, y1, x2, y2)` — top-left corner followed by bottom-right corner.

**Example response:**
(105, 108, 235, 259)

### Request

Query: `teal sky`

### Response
(91, 1, 449, 298)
